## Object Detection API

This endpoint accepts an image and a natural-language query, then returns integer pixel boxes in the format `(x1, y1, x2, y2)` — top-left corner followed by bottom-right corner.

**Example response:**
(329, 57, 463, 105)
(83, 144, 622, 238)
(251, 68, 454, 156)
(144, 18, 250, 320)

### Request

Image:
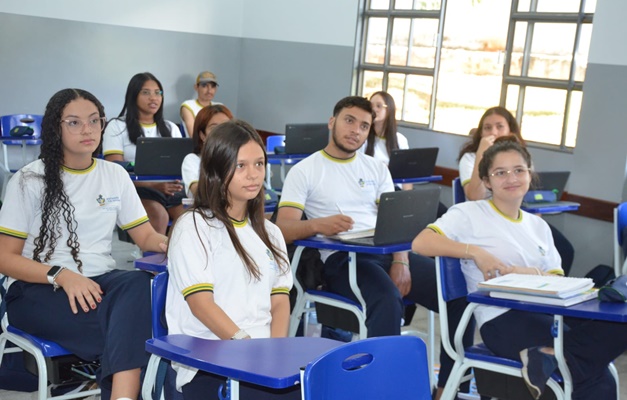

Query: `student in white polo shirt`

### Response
(0, 88, 169, 400)
(180, 71, 223, 137)
(166, 120, 294, 399)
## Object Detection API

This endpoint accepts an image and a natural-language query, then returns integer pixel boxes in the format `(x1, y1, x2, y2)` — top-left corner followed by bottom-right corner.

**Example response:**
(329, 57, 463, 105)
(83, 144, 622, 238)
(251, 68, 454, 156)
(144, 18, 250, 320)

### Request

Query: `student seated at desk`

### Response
(275, 96, 472, 398)
(0, 89, 169, 400)
(413, 137, 627, 400)
(180, 71, 223, 137)
(166, 120, 295, 399)
(458, 106, 574, 275)
(181, 104, 233, 199)
(103, 72, 184, 234)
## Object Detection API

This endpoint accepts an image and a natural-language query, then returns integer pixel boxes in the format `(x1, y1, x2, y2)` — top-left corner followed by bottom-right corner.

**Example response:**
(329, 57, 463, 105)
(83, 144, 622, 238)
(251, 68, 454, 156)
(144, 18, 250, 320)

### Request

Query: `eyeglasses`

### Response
(139, 89, 163, 97)
(60, 117, 106, 134)
(489, 167, 530, 179)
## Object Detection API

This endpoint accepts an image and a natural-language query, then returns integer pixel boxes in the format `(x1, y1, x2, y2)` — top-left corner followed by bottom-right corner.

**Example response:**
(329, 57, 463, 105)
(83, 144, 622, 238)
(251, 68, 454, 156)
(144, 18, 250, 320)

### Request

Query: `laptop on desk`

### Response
(331, 186, 441, 246)
(523, 171, 579, 210)
(134, 137, 193, 176)
(388, 147, 439, 179)
(284, 123, 329, 155)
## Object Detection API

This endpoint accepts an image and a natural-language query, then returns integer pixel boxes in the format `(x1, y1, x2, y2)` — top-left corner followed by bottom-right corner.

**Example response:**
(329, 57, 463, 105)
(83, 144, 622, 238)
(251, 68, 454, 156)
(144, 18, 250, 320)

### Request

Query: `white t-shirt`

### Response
(279, 150, 394, 261)
(181, 153, 200, 198)
(166, 210, 292, 389)
(428, 200, 562, 328)
(359, 132, 409, 165)
(102, 118, 182, 162)
(0, 159, 149, 285)
(458, 152, 476, 188)
(180, 99, 223, 136)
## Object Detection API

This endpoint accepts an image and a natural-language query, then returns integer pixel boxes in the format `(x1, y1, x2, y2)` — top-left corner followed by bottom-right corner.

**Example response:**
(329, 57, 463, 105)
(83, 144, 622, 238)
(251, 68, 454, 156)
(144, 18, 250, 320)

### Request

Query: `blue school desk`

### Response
(135, 253, 168, 274)
(467, 291, 626, 399)
(521, 201, 580, 214)
(143, 335, 342, 399)
(393, 175, 443, 185)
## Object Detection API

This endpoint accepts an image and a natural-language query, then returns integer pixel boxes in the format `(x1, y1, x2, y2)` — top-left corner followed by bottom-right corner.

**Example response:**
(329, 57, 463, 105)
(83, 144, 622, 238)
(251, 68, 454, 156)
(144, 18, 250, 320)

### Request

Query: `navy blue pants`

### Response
(323, 252, 473, 388)
(480, 309, 627, 400)
(6, 269, 152, 400)
(178, 369, 300, 400)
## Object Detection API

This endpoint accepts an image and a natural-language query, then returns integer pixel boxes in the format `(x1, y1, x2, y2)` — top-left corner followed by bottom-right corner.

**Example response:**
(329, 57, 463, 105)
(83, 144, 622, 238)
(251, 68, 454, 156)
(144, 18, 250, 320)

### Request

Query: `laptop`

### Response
(331, 186, 441, 246)
(284, 123, 329, 155)
(133, 137, 193, 176)
(388, 147, 439, 179)
(524, 171, 580, 209)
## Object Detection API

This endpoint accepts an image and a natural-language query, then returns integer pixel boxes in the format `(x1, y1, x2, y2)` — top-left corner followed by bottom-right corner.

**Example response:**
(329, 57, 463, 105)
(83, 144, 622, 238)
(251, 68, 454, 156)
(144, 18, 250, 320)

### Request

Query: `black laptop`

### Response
(388, 148, 439, 179)
(134, 137, 193, 176)
(332, 186, 441, 246)
(524, 171, 579, 209)
(284, 123, 329, 155)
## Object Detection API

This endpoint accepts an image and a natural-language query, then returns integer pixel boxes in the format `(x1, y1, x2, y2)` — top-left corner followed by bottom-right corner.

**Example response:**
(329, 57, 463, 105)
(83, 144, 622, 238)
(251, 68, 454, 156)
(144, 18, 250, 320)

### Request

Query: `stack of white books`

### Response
(477, 274, 598, 307)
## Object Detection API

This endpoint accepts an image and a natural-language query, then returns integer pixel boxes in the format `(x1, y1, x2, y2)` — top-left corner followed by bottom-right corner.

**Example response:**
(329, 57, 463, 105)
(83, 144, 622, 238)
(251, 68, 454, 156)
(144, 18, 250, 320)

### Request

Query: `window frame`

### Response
(353, 0, 594, 151)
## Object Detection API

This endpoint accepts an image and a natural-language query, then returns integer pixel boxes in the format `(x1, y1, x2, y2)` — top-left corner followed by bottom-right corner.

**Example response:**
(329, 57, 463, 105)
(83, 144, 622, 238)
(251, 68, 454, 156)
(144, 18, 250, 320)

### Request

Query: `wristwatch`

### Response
(46, 265, 66, 291)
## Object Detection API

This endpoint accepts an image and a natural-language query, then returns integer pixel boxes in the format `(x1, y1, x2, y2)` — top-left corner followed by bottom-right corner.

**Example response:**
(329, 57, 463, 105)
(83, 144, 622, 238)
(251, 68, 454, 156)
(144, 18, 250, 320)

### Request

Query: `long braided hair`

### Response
(31, 89, 105, 272)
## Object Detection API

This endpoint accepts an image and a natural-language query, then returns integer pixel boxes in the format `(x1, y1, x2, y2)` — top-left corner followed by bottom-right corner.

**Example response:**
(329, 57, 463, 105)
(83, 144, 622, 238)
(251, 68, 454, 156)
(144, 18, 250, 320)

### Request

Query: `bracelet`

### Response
(391, 260, 409, 267)
(534, 267, 542, 276)
(231, 329, 250, 340)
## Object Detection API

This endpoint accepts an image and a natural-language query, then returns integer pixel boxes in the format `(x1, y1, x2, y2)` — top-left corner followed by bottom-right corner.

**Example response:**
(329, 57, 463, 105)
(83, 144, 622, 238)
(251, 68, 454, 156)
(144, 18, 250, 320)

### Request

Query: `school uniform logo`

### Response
(267, 249, 278, 272)
(358, 178, 376, 188)
(96, 195, 106, 206)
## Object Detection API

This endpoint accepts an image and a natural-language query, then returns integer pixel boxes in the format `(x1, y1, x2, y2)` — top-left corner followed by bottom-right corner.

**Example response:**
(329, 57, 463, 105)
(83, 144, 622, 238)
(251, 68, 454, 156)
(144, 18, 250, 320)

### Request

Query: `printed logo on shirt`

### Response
(97, 195, 122, 213)
(267, 248, 278, 272)
(358, 178, 376, 188)
(538, 245, 546, 256)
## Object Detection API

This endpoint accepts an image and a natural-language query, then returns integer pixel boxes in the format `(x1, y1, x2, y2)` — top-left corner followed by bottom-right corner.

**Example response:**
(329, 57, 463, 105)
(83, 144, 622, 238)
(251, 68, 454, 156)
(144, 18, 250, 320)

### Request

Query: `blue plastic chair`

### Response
(452, 177, 466, 204)
(436, 256, 567, 400)
(266, 135, 285, 154)
(0, 275, 101, 400)
(0, 114, 43, 172)
(614, 202, 627, 276)
(301, 336, 432, 400)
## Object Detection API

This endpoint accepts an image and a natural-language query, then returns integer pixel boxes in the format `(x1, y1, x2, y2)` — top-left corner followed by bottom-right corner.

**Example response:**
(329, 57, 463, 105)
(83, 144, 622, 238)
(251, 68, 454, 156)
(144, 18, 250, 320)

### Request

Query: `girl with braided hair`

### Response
(0, 88, 168, 400)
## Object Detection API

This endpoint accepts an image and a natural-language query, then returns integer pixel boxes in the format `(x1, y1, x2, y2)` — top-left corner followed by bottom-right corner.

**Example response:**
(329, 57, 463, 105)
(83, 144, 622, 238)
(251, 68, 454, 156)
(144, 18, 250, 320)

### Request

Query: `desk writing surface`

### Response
(294, 236, 411, 255)
(521, 202, 580, 215)
(393, 175, 443, 184)
(146, 335, 342, 389)
(135, 253, 167, 273)
(468, 291, 627, 322)
(130, 174, 182, 182)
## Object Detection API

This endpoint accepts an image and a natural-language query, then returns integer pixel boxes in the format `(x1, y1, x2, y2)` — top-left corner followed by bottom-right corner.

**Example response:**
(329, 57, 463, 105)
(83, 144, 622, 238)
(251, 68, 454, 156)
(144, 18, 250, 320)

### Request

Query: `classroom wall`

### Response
(0, 0, 622, 275)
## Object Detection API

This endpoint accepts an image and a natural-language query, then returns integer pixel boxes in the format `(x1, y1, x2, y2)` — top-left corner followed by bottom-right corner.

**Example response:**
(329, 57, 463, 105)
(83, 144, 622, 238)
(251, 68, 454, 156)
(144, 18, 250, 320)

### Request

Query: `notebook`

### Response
(134, 137, 193, 176)
(524, 171, 580, 209)
(284, 123, 329, 155)
(489, 288, 598, 307)
(331, 186, 441, 246)
(388, 147, 439, 179)
(477, 273, 594, 299)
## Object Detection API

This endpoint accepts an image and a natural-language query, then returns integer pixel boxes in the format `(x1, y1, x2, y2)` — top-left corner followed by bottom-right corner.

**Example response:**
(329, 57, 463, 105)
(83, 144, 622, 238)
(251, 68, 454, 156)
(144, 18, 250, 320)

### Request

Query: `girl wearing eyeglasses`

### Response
(103, 72, 184, 235)
(458, 106, 574, 276)
(413, 137, 626, 400)
(180, 71, 223, 137)
(0, 88, 168, 400)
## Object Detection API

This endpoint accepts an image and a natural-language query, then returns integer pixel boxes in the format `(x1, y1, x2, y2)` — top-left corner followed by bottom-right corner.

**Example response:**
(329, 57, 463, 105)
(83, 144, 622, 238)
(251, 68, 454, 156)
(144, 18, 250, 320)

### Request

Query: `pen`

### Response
(335, 203, 344, 215)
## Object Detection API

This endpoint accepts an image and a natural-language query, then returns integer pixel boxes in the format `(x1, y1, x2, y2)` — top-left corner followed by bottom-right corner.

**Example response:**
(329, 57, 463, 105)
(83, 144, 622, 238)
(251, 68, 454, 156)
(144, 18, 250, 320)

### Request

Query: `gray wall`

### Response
(0, 13, 242, 121)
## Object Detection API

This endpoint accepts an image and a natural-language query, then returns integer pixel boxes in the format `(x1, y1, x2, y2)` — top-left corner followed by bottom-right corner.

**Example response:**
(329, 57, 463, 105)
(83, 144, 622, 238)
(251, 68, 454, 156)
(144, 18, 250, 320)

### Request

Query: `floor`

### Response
(2, 234, 627, 399)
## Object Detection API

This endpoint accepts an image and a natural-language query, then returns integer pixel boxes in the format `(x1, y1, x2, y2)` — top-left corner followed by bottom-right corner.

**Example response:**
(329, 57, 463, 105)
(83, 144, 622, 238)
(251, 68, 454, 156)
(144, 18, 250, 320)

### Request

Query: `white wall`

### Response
(241, 0, 360, 46)
(0, 0, 244, 36)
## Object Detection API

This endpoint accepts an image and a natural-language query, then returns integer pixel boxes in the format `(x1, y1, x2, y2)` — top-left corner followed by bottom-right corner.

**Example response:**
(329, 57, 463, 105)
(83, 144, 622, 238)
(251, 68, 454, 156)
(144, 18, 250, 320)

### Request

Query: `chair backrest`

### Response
(152, 271, 169, 338)
(452, 177, 466, 204)
(614, 203, 627, 276)
(0, 114, 43, 138)
(266, 135, 285, 153)
(302, 336, 431, 400)
(437, 256, 467, 303)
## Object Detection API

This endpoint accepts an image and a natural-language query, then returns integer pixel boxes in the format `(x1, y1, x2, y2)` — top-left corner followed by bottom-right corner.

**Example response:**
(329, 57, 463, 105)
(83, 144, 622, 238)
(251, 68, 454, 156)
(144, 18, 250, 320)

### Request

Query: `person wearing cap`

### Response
(180, 71, 223, 137)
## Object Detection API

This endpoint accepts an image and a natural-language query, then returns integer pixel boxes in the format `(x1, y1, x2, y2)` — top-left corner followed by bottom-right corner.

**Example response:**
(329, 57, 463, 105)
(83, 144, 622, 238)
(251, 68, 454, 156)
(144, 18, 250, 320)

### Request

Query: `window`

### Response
(355, 0, 595, 149)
